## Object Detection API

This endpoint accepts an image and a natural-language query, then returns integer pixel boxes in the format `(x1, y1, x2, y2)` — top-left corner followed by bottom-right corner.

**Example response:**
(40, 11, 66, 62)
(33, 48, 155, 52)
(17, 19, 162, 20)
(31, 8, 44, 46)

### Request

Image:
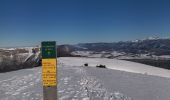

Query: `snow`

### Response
(116, 55, 135, 59)
(71, 50, 170, 60)
(71, 51, 125, 58)
(0, 47, 35, 52)
(59, 57, 170, 78)
(0, 68, 42, 100)
(88, 54, 103, 58)
(111, 51, 125, 56)
(87, 67, 170, 100)
(0, 57, 170, 100)
(23, 47, 40, 62)
(57, 65, 123, 100)
(74, 45, 88, 50)
(0, 48, 16, 50)
(71, 51, 104, 58)
(71, 51, 93, 56)
(158, 55, 170, 59)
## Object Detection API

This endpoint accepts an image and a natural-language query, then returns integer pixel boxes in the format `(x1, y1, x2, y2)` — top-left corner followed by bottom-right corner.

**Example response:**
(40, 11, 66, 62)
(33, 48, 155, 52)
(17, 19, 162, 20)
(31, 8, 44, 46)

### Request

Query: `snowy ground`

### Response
(59, 57, 170, 78)
(71, 51, 125, 58)
(0, 57, 170, 100)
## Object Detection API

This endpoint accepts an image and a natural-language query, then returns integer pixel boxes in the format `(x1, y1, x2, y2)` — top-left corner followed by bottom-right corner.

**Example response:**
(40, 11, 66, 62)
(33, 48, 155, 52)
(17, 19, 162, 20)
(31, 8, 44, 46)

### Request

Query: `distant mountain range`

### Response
(57, 38, 170, 70)
(58, 37, 170, 57)
(1, 37, 170, 72)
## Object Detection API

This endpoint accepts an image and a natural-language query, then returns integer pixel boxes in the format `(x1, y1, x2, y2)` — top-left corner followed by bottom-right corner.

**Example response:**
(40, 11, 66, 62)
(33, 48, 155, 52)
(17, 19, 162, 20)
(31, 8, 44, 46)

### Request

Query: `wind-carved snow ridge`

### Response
(58, 63, 132, 100)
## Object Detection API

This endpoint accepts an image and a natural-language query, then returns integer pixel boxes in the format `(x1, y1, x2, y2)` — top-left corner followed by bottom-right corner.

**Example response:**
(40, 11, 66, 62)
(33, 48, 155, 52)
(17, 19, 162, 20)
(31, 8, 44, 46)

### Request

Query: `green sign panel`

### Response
(41, 41, 56, 59)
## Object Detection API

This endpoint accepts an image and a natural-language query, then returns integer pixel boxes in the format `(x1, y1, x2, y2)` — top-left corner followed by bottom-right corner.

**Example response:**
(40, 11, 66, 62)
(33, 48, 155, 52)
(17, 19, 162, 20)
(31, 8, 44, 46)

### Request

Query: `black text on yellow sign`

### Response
(42, 59, 57, 86)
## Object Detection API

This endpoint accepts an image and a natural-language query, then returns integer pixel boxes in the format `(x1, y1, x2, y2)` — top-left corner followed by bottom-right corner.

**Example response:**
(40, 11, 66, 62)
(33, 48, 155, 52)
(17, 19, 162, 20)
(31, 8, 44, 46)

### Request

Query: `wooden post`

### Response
(41, 41, 57, 100)
(43, 86, 57, 100)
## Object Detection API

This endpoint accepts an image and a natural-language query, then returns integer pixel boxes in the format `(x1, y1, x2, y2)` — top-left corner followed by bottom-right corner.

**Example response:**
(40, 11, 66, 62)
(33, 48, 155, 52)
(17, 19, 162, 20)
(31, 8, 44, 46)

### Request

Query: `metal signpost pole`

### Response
(41, 41, 57, 100)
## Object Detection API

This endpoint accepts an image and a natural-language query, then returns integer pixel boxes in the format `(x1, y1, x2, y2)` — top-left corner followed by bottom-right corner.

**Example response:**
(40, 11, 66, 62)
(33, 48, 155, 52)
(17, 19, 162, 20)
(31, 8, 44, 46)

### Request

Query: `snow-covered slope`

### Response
(59, 57, 170, 78)
(0, 57, 170, 100)
(0, 62, 133, 100)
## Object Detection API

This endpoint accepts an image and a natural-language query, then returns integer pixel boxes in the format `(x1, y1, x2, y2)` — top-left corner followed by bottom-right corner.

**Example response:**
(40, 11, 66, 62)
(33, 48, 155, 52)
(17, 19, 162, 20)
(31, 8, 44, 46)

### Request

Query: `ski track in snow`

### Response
(58, 63, 132, 100)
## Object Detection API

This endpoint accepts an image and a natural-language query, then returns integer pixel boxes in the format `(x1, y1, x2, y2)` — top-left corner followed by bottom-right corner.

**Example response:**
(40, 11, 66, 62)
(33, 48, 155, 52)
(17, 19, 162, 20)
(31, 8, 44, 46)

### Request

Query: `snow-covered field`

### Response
(71, 51, 125, 58)
(71, 50, 170, 60)
(0, 57, 170, 100)
(60, 57, 170, 78)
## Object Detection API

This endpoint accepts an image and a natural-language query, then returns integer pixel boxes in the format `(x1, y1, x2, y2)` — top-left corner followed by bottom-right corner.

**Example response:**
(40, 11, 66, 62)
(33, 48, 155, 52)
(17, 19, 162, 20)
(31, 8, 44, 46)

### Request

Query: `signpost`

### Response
(41, 41, 57, 100)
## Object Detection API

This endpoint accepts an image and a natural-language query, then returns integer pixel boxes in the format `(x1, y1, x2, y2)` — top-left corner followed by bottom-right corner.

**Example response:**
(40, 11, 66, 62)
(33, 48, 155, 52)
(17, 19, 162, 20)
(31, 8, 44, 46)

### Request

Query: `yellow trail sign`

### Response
(41, 41, 57, 100)
(42, 59, 57, 86)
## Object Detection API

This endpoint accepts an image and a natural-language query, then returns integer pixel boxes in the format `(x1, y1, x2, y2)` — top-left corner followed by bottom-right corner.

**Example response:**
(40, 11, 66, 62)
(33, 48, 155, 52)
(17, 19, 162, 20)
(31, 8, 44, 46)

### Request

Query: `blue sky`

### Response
(0, 0, 170, 47)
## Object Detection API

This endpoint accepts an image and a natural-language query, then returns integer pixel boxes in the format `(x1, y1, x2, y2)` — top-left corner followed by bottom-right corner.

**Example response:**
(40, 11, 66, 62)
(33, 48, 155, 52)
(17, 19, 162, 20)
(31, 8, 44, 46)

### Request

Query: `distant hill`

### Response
(74, 38, 170, 56)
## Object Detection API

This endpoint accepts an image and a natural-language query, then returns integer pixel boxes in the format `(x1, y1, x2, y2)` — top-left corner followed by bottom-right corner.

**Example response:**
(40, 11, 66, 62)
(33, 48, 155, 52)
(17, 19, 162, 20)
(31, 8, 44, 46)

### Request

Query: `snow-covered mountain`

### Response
(131, 36, 161, 42)
(74, 38, 170, 55)
(0, 47, 41, 72)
